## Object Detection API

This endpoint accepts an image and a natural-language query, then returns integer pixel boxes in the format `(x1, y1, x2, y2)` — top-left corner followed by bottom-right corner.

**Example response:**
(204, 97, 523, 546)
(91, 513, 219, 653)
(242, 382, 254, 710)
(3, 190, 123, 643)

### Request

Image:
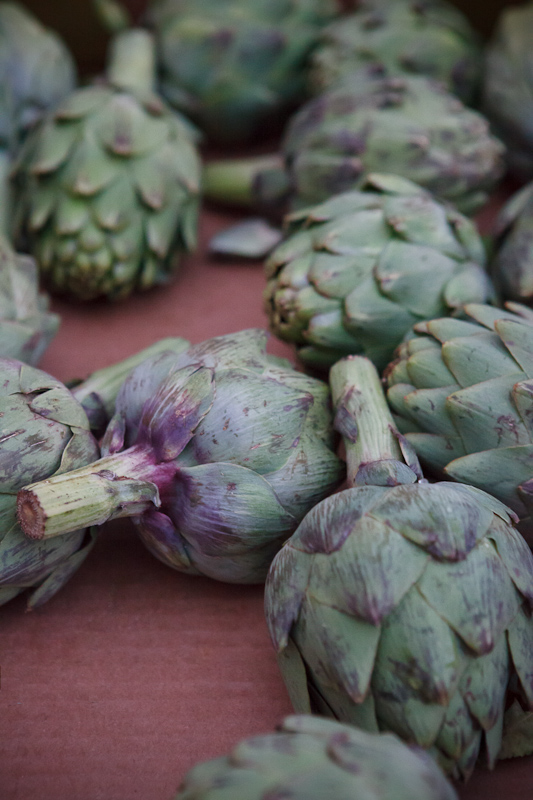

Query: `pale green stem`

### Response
(329, 356, 403, 487)
(203, 154, 290, 208)
(107, 28, 156, 94)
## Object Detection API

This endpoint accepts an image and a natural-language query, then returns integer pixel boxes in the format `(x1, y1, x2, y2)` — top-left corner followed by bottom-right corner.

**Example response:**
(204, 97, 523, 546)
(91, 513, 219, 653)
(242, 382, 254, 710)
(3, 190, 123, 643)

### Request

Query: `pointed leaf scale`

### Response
(458, 636, 509, 731)
(265, 544, 312, 650)
(29, 387, 93, 430)
(442, 332, 521, 388)
(54, 86, 111, 120)
(378, 587, 468, 703)
(401, 347, 456, 390)
(417, 539, 520, 654)
(315, 209, 389, 254)
(464, 303, 533, 332)
(447, 207, 486, 263)
(27, 184, 57, 232)
(433, 689, 478, 762)
(184, 369, 311, 474)
(488, 516, 533, 604)
(169, 462, 296, 556)
(383, 192, 465, 259)
(18, 363, 63, 394)
(444, 482, 518, 525)
(454, 730, 482, 780)
(507, 605, 533, 707)
(344, 277, 416, 342)
(293, 595, 380, 704)
(57, 430, 99, 475)
(181, 329, 268, 372)
(93, 177, 134, 232)
(306, 512, 428, 623)
(446, 375, 529, 452)
(147, 204, 182, 258)
(139, 364, 215, 461)
(305, 309, 363, 352)
(62, 135, 119, 197)
(29, 121, 76, 175)
(53, 195, 89, 236)
(495, 319, 533, 378)
(418, 317, 484, 342)
(366, 173, 424, 197)
(354, 459, 418, 487)
(402, 385, 459, 437)
(307, 251, 377, 300)
(371, 482, 493, 559)
(513, 381, 533, 439)
(443, 264, 494, 311)
(132, 156, 166, 210)
(484, 705, 505, 769)
(97, 93, 169, 157)
(27, 530, 97, 609)
(445, 446, 533, 515)
(135, 510, 195, 574)
(276, 640, 313, 714)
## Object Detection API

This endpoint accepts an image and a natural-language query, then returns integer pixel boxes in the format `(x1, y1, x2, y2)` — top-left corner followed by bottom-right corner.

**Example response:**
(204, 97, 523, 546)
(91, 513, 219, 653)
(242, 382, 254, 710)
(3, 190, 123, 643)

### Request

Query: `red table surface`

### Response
(1, 198, 533, 800)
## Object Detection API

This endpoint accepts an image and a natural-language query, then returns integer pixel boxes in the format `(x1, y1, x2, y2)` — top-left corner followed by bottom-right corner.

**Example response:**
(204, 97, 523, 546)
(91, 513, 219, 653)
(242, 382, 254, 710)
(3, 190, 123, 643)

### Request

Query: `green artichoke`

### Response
(264, 173, 493, 372)
(149, 0, 337, 145)
(0, 234, 59, 365)
(385, 303, 533, 541)
(203, 73, 506, 214)
(483, 1, 533, 179)
(12, 27, 201, 301)
(0, 2, 76, 149)
(490, 181, 533, 304)
(16, 330, 343, 584)
(265, 356, 533, 778)
(175, 715, 458, 800)
(309, 0, 482, 102)
(0, 357, 99, 608)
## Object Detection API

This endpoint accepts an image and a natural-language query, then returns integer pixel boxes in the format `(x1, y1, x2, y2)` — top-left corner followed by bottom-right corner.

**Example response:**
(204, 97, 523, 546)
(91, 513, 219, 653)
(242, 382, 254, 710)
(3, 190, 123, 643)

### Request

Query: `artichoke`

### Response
(16, 330, 343, 584)
(175, 715, 458, 800)
(385, 302, 533, 542)
(265, 356, 533, 778)
(0, 358, 99, 608)
(490, 181, 533, 304)
(0, 233, 59, 365)
(483, 1, 533, 179)
(0, 2, 76, 149)
(309, 0, 482, 102)
(12, 27, 201, 301)
(149, 0, 337, 145)
(203, 73, 506, 215)
(264, 173, 493, 372)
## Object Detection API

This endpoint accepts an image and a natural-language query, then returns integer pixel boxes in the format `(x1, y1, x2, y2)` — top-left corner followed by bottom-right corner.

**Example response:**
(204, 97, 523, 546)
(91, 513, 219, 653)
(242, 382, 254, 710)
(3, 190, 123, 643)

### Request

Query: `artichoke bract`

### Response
(491, 181, 533, 304)
(483, 1, 533, 179)
(0, 358, 99, 609)
(0, 234, 59, 365)
(16, 330, 343, 584)
(12, 27, 201, 301)
(265, 356, 533, 778)
(385, 303, 533, 541)
(0, 2, 76, 149)
(309, 0, 482, 102)
(175, 715, 458, 800)
(264, 173, 493, 372)
(149, 0, 337, 145)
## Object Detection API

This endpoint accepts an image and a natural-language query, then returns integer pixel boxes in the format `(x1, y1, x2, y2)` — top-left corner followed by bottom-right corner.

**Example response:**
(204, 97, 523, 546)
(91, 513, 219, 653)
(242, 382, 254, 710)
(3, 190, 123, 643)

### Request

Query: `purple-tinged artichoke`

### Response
(385, 303, 533, 541)
(0, 358, 99, 608)
(265, 356, 533, 778)
(16, 330, 343, 584)
(264, 173, 493, 372)
(309, 0, 482, 102)
(175, 715, 458, 800)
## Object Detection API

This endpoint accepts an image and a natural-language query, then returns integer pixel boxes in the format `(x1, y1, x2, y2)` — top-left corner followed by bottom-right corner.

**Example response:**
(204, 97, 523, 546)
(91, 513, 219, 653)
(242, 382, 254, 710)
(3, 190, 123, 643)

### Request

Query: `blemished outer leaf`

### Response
(265, 174, 495, 372)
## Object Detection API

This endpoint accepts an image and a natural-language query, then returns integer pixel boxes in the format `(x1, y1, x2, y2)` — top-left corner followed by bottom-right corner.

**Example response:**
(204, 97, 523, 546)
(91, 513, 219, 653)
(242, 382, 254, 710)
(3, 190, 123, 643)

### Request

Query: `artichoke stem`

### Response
(329, 356, 403, 486)
(203, 154, 290, 209)
(107, 28, 156, 94)
(17, 445, 175, 540)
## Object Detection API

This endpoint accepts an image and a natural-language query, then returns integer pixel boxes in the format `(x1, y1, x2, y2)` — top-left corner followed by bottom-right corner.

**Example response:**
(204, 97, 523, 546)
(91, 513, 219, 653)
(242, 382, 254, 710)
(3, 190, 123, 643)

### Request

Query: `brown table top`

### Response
(1, 199, 532, 800)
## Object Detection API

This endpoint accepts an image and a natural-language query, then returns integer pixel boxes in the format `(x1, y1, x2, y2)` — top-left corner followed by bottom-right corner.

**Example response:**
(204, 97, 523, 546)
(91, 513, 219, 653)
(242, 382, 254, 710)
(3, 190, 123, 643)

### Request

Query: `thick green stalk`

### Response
(107, 28, 156, 94)
(329, 356, 403, 487)
(17, 445, 175, 541)
(203, 154, 290, 209)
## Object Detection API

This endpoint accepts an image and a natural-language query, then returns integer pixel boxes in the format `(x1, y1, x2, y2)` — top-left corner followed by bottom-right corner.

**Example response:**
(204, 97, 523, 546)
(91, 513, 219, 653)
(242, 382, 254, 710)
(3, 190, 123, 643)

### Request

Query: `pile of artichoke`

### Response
(4, 0, 533, 798)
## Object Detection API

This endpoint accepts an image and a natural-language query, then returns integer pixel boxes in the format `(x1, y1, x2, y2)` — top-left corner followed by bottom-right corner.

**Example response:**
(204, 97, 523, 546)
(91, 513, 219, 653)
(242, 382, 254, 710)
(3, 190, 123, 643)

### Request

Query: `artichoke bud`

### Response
(265, 355, 533, 777)
(12, 26, 202, 301)
(0, 358, 99, 609)
(16, 330, 344, 584)
(175, 715, 458, 800)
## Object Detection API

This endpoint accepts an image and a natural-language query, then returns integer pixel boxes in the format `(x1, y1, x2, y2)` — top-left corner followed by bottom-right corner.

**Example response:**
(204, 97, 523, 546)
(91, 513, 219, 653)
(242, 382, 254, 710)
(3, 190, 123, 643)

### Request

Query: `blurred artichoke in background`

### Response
(149, 0, 337, 145)
(309, 0, 481, 102)
(264, 173, 493, 372)
(12, 27, 201, 301)
(491, 181, 533, 304)
(0, 2, 77, 150)
(386, 303, 533, 540)
(17, 330, 343, 584)
(266, 356, 533, 778)
(483, 1, 533, 179)
(0, 235, 59, 365)
(0, 358, 99, 608)
(175, 715, 458, 800)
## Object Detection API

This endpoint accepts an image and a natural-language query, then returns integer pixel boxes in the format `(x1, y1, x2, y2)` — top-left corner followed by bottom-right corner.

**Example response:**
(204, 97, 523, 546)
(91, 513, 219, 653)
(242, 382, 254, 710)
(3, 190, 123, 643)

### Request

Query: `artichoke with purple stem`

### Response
(265, 355, 533, 778)
(16, 330, 344, 584)
(175, 715, 458, 800)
